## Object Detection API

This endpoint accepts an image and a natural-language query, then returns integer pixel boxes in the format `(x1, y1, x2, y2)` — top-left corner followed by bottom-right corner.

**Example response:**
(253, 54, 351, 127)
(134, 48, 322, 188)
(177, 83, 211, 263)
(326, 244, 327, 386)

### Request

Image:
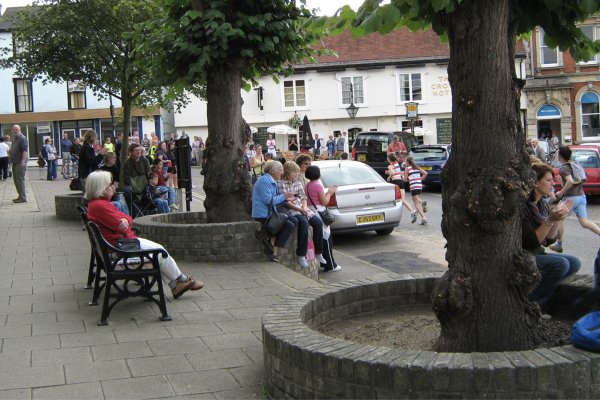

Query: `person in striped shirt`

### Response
(404, 156, 428, 225)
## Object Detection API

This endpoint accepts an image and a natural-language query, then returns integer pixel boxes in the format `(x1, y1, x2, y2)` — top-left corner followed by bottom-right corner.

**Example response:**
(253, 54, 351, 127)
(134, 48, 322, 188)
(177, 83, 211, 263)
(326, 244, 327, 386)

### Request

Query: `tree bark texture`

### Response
(203, 61, 252, 222)
(433, 0, 541, 352)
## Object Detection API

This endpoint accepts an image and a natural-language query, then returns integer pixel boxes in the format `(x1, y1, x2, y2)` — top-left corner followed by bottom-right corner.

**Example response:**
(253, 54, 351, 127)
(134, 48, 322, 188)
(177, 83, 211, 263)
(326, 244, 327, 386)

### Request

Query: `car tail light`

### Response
(327, 193, 337, 207)
(394, 185, 402, 200)
(352, 147, 356, 160)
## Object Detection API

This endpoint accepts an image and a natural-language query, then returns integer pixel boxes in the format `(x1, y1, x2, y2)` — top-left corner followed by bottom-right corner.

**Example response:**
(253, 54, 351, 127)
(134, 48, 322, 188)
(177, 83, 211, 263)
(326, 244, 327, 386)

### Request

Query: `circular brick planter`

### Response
(262, 273, 600, 399)
(133, 212, 319, 280)
(55, 193, 83, 220)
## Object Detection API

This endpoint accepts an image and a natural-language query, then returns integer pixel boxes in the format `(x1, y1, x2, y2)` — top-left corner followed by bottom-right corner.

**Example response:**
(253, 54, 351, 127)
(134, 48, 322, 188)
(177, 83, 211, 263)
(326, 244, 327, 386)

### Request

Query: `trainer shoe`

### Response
(411, 210, 418, 224)
(315, 254, 327, 264)
(13, 198, 26, 203)
(331, 265, 341, 272)
(420, 219, 428, 225)
(169, 204, 180, 211)
(549, 245, 563, 253)
(422, 201, 428, 213)
(297, 256, 309, 268)
(171, 279, 194, 299)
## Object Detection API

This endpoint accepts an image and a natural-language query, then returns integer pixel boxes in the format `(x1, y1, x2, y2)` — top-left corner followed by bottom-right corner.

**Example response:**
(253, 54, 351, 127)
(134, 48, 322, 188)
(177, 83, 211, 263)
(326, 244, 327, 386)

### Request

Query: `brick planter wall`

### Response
(55, 193, 83, 220)
(262, 273, 600, 399)
(133, 212, 318, 280)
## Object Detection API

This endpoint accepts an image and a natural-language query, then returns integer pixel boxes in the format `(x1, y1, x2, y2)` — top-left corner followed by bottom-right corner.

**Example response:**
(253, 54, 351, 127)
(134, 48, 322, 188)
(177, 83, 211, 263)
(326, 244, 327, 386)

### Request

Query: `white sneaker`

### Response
(410, 211, 417, 224)
(169, 204, 180, 211)
(331, 265, 341, 271)
(315, 254, 327, 264)
(297, 256, 308, 268)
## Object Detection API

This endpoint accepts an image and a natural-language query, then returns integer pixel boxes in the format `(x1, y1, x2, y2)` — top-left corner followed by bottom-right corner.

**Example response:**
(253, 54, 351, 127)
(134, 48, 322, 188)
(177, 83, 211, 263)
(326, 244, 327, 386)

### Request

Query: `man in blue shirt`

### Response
(60, 133, 73, 178)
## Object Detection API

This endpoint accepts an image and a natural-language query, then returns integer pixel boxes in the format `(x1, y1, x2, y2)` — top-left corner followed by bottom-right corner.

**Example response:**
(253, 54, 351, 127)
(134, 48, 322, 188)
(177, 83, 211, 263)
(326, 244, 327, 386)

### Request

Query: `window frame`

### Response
(581, 91, 600, 139)
(13, 78, 33, 113)
(539, 29, 559, 67)
(338, 75, 366, 108)
(281, 79, 308, 111)
(396, 71, 423, 103)
(67, 81, 87, 110)
(578, 25, 597, 64)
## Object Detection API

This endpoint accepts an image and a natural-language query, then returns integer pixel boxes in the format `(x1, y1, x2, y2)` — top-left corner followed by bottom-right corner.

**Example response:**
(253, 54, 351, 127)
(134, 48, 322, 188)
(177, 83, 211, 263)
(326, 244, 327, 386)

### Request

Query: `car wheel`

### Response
(375, 228, 394, 236)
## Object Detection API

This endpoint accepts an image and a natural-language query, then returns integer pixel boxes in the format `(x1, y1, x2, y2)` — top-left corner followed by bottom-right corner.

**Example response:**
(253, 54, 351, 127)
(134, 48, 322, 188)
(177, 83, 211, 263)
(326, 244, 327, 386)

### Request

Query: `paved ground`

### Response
(0, 165, 399, 399)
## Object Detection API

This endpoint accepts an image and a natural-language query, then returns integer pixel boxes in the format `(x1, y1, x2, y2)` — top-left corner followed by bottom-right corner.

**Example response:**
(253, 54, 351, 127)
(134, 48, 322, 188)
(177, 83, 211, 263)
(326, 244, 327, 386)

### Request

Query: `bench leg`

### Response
(98, 276, 113, 326)
(155, 277, 172, 322)
(84, 252, 95, 289)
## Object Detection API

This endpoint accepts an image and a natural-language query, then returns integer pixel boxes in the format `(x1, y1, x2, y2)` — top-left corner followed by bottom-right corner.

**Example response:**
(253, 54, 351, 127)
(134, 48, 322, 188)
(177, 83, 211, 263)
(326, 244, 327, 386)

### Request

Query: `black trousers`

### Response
(320, 234, 338, 270)
(0, 157, 8, 180)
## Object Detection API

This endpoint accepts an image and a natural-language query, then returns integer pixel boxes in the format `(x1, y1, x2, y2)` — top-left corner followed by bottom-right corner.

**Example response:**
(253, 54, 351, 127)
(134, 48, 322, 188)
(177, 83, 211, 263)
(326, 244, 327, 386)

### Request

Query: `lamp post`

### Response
(346, 82, 359, 119)
(405, 101, 419, 137)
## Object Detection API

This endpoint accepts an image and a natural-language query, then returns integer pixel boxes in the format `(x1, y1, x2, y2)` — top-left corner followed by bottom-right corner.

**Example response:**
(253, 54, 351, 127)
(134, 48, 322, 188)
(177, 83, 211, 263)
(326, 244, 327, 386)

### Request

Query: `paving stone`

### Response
(215, 280, 262, 290)
(60, 331, 116, 347)
(8, 294, 54, 306)
(113, 326, 172, 343)
(147, 337, 209, 356)
(0, 389, 30, 400)
(2, 334, 59, 352)
(102, 375, 175, 400)
(128, 354, 194, 377)
(32, 284, 75, 295)
(215, 318, 262, 334)
(0, 366, 64, 390)
(202, 333, 262, 351)
(91, 341, 154, 362)
(0, 303, 33, 315)
(165, 323, 222, 338)
(168, 369, 240, 395)
(65, 360, 131, 384)
(0, 352, 31, 370)
(6, 312, 56, 325)
(32, 382, 103, 400)
(32, 320, 85, 336)
(234, 295, 283, 307)
(228, 307, 268, 320)
(32, 300, 79, 313)
(187, 349, 254, 370)
(205, 289, 254, 300)
(194, 299, 243, 311)
(32, 347, 93, 367)
(229, 365, 265, 387)
(0, 324, 31, 339)
(213, 386, 266, 399)
(181, 310, 234, 324)
(243, 346, 264, 364)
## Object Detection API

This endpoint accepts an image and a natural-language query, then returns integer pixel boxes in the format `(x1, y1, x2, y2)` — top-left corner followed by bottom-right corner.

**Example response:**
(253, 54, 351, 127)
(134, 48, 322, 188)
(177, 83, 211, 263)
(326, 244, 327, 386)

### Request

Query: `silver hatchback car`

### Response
(312, 160, 403, 235)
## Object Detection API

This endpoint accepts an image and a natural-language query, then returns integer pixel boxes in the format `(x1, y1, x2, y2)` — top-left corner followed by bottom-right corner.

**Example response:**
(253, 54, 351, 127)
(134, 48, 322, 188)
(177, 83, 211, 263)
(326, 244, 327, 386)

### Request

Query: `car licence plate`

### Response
(358, 154, 366, 161)
(420, 166, 432, 170)
(356, 214, 384, 224)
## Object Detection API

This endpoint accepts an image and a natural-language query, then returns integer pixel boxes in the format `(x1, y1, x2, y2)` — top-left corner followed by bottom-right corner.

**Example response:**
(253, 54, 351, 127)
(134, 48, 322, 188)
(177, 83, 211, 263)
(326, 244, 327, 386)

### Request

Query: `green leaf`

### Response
(431, 0, 450, 12)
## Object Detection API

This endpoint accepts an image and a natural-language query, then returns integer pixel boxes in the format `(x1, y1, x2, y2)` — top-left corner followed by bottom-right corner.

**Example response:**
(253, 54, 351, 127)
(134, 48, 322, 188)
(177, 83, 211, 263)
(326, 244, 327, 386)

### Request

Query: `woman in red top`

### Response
(85, 171, 201, 298)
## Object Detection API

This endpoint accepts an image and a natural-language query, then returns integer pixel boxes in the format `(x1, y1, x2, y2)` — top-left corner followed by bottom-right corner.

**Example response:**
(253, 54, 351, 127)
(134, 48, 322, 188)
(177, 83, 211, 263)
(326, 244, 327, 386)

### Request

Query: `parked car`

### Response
(408, 144, 451, 186)
(552, 144, 600, 196)
(312, 160, 403, 235)
(351, 131, 415, 178)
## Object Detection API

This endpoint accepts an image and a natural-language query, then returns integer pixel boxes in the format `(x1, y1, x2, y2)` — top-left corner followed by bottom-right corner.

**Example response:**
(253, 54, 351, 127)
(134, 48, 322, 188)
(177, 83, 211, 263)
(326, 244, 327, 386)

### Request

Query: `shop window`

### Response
(581, 92, 600, 138)
(540, 29, 558, 66)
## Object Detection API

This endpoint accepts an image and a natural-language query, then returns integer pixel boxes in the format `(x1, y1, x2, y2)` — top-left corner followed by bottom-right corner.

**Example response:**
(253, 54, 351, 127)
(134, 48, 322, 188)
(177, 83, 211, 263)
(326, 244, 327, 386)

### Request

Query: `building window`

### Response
(581, 92, 600, 138)
(341, 76, 364, 105)
(540, 29, 558, 66)
(283, 79, 306, 109)
(398, 73, 422, 102)
(12, 34, 26, 57)
(14, 79, 33, 112)
(579, 25, 597, 64)
(67, 81, 86, 109)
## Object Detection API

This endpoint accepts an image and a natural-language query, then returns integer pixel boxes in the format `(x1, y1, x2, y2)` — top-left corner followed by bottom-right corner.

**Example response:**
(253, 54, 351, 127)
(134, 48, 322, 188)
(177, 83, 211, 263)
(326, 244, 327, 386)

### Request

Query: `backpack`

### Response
(570, 161, 587, 184)
(40, 145, 48, 160)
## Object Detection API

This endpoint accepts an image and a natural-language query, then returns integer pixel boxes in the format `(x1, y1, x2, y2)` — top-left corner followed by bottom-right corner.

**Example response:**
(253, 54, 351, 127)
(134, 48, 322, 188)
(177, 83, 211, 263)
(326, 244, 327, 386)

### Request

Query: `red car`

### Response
(552, 144, 600, 196)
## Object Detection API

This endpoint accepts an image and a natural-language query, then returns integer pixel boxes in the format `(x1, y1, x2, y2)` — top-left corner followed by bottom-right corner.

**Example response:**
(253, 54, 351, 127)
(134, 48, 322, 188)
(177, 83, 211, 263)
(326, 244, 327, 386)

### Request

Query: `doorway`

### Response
(536, 119, 561, 141)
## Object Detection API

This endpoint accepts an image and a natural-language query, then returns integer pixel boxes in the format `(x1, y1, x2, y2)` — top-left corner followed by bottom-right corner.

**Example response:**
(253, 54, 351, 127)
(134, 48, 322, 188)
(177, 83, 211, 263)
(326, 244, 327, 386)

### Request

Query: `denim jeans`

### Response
(153, 198, 170, 214)
(47, 160, 57, 180)
(530, 253, 581, 307)
(159, 186, 176, 205)
(255, 216, 297, 249)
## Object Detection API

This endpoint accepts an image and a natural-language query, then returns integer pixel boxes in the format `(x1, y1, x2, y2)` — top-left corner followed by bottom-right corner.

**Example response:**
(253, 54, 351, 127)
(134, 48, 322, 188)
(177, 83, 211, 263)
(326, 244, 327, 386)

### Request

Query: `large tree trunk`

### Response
(118, 91, 133, 187)
(203, 61, 252, 222)
(432, 0, 541, 352)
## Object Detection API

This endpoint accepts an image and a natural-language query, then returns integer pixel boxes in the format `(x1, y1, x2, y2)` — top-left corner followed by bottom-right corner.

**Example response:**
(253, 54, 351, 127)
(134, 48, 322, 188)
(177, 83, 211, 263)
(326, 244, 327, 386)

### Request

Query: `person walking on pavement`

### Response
(9, 125, 28, 203)
(550, 146, 600, 253)
(0, 136, 9, 181)
(60, 132, 73, 178)
(404, 156, 428, 225)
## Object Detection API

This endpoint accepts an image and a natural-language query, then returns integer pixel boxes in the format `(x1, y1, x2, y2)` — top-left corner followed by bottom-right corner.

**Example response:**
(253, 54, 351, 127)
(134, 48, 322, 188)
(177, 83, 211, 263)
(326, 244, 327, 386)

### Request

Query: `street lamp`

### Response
(346, 82, 359, 119)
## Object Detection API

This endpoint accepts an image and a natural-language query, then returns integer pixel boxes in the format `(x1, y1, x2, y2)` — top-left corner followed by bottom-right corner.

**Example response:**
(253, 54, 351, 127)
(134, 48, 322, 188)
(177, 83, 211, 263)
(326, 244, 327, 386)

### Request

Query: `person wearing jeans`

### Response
(523, 162, 581, 316)
(252, 161, 296, 262)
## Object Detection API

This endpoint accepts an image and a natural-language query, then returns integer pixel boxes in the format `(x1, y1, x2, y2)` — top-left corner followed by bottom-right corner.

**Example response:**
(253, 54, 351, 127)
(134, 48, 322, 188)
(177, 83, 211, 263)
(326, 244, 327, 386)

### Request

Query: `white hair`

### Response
(264, 160, 283, 175)
(84, 171, 112, 201)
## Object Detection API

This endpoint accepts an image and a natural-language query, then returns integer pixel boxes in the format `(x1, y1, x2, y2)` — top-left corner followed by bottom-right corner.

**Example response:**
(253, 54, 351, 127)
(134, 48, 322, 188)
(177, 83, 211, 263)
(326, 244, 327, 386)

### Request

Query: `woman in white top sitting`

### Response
(266, 134, 277, 158)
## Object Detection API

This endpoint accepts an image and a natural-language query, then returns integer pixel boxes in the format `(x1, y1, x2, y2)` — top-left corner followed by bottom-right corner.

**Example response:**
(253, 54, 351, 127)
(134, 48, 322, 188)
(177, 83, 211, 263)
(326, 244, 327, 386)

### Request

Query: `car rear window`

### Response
(319, 163, 383, 186)
(572, 149, 600, 168)
(353, 134, 389, 152)
(410, 147, 448, 161)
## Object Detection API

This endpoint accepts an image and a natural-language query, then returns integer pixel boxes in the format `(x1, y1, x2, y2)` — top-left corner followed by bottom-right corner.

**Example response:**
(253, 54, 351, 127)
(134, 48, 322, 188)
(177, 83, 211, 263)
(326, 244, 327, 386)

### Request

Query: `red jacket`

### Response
(87, 198, 136, 245)
(152, 166, 167, 186)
